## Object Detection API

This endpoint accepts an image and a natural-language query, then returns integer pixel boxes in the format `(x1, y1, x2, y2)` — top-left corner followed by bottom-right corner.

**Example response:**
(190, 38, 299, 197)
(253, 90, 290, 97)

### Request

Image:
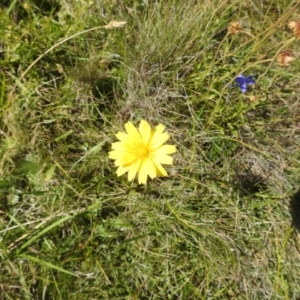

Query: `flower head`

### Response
(234, 74, 255, 93)
(228, 20, 242, 35)
(288, 21, 300, 39)
(109, 120, 176, 185)
(276, 50, 295, 66)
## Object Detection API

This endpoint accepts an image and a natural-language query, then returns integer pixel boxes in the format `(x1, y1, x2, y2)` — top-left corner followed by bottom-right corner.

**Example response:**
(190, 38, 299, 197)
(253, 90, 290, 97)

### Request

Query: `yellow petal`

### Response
(112, 141, 136, 155)
(156, 145, 176, 155)
(116, 132, 129, 142)
(114, 159, 123, 167)
(151, 126, 170, 149)
(108, 150, 120, 160)
(153, 154, 173, 165)
(116, 165, 130, 177)
(153, 161, 168, 176)
(143, 158, 157, 179)
(125, 122, 140, 140)
(111, 141, 125, 151)
(128, 159, 142, 181)
(154, 124, 165, 134)
(120, 153, 137, 166)
(138, 120, 151, 145)
(138, 163, 148, 184)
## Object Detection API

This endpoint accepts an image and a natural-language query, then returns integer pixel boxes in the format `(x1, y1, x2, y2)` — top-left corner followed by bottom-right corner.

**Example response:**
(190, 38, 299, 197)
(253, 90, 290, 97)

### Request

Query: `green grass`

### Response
(1, 0, 300, 299)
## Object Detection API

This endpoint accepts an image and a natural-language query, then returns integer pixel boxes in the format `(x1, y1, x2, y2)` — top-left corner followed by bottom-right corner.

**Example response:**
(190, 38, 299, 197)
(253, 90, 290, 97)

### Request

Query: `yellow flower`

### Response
(109, 120, 176, 185)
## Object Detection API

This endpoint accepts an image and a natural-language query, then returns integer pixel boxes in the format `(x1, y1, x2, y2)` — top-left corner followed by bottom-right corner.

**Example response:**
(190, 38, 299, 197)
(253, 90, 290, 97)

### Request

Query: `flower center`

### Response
(136, 143, 153, 160)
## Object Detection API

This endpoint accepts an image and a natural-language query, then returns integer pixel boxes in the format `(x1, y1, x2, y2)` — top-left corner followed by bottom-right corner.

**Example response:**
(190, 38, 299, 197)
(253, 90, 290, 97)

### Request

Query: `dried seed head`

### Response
(228, 20, 242, 34)
(276, 50, 295, 66)
(288, 21, 300, 39)
(288, 21, 297, 30)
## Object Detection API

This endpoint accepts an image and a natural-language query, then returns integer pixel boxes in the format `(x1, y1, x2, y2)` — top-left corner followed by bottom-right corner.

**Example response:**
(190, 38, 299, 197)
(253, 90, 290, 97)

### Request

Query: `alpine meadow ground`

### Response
(1, 0, 300, 299)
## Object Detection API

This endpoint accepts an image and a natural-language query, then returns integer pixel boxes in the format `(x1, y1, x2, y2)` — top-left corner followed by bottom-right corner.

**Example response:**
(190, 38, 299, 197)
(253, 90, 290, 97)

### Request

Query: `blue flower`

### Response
(234, 74, 255, 93)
